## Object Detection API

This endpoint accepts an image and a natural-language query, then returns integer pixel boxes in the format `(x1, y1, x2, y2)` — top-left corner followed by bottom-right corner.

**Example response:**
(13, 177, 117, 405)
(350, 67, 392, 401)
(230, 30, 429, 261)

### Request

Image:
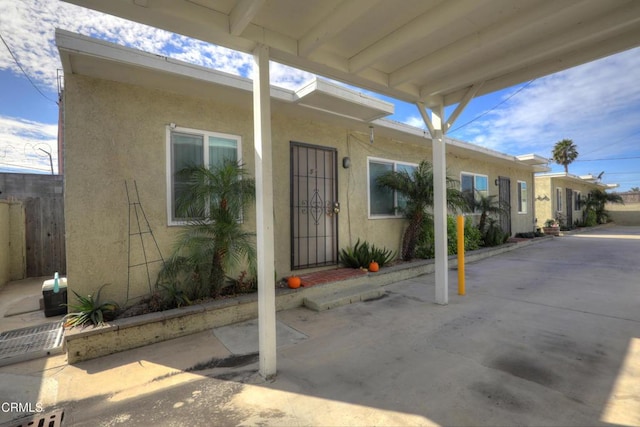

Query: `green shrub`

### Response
(224, 270, 258, 295)
(583, 209, 597, 227)
(415, 216, 482, 259)
(482, 218, 508, 247)
(339, 239, 396, 268)
(515, 231, 545, 238)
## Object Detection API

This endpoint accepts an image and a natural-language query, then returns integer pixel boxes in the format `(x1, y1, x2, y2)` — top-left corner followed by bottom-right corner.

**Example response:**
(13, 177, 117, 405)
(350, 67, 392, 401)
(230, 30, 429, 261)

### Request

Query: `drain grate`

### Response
(0, 322, 64, 367)
(0, 408, 64, 427)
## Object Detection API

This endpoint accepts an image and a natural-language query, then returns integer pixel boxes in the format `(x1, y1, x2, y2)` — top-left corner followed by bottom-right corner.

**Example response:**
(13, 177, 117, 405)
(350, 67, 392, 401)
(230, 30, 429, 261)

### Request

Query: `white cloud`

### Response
(402, 116, 427, 130)
(451, 47, 640, 159)
(0, 0, 317, 93)
(0, 115, 58, 173)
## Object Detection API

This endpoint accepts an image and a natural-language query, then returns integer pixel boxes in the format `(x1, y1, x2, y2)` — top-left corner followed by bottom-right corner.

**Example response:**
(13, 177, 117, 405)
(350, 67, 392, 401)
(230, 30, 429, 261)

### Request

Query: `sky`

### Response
(1, 0, 639, 191)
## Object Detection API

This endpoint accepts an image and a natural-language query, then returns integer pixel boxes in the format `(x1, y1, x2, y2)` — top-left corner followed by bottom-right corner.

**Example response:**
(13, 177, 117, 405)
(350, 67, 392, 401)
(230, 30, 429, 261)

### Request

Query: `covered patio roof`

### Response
(61, 0, 640, 378)
(62, 0, 640, 108)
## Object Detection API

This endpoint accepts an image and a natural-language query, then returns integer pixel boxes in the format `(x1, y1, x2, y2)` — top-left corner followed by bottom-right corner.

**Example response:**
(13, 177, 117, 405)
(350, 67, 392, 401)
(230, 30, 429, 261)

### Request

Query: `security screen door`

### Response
(290, 142, 338, 269)
(498, 176, 512, 237)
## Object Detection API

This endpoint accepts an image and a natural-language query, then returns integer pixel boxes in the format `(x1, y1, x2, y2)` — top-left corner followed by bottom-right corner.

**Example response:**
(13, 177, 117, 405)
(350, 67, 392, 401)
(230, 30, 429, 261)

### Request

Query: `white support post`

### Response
(431, 104, 448, 305)
(253, 43, 277, 378)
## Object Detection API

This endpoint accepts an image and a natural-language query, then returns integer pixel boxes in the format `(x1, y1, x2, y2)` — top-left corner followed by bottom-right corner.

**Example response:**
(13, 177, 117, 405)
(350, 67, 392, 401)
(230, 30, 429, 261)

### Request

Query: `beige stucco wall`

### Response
(0, 200, 26, 288)
(446, 154, 537, 235)
(64, 74, 537, 305)
(607, 203, 640, 225)
(534, 176, 601, 226)
(0, 201, 9, 288)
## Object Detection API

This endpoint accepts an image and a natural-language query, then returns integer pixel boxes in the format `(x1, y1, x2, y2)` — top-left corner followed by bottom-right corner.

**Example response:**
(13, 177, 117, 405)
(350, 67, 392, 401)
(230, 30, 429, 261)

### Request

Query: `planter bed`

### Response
(64, 236, 551, 363)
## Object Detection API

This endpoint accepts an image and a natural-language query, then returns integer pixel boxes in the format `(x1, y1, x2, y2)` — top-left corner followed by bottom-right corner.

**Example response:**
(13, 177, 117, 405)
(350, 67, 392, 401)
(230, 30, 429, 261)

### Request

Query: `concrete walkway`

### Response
(1, 226, 639, 426)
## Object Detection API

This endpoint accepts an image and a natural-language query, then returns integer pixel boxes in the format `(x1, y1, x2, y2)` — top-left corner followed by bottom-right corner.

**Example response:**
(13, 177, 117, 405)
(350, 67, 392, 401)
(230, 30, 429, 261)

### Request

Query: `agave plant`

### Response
(64, 284, 119, 328)
(339, 239, 395, 269)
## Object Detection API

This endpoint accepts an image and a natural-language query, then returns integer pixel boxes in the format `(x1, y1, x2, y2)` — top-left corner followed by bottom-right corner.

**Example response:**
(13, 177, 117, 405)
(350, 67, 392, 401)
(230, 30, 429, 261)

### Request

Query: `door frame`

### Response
(289, 141, 339, 270)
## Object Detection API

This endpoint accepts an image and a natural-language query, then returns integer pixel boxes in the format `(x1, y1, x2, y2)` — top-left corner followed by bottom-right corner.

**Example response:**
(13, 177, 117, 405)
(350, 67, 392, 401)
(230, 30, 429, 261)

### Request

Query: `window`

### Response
(461, 172, 489, 210)
(574, 191, 581, 210)
(368, 158, 417, 218)
(166, 126, 241, 224)
(556, 187, 563, 212)
(517, 181, 527, 213)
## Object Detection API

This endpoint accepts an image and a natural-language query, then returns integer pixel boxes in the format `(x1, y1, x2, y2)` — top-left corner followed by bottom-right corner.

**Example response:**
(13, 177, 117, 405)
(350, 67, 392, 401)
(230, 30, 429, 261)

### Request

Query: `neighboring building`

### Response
(534, 173, 618, 227)
(57, 30, 549, 304)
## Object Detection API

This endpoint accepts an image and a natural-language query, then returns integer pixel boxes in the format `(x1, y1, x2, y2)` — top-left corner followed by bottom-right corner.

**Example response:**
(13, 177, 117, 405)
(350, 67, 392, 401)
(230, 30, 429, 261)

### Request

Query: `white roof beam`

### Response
(390, 0, 583, 88)
(229, 0, 265, 36)
(445, 81, 484, 131)
(348, 0, 487, 74)
(298, 0, 375, 57)
(420, 1, 640, 98)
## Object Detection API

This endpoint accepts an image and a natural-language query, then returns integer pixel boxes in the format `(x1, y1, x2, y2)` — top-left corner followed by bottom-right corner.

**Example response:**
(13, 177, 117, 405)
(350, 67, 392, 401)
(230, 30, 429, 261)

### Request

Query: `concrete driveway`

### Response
(17, 226, 640, 426)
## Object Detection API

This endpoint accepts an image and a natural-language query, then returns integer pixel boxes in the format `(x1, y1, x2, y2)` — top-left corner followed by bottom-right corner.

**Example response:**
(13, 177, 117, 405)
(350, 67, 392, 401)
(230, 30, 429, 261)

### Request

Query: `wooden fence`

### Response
(0, 173, 66, 277)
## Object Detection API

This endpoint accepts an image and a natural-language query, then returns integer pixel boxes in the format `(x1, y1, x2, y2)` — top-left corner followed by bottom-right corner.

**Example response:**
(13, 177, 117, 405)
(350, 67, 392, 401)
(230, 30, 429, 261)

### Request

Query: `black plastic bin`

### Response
(42, 278, 68, 317)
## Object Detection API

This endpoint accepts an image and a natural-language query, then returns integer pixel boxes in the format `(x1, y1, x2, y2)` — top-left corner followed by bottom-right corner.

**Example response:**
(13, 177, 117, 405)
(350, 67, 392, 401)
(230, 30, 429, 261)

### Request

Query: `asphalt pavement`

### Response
(2, 225, 639, 426)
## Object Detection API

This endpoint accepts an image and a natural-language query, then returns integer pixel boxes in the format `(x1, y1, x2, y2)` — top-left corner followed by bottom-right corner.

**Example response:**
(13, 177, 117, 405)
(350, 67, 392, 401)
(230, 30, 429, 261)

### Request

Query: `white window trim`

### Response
(460, 171, 489, 215)
(517, 180, 527, 214)
(367, 156, 418, 219)
(574, 190, 581, 211)
(166, 125, 242, 226)
(555, 187, 563, 213)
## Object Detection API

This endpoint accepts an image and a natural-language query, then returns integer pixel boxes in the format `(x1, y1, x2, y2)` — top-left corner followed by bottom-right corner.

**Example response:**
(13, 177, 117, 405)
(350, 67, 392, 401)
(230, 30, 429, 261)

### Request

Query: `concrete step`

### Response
(303, 284, 386, 311)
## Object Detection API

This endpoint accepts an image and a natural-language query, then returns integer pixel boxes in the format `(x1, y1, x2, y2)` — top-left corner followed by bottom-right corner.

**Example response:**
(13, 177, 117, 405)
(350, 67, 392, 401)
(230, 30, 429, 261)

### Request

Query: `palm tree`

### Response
(376, 160, 467, 261)
(158, 160, 256, 298)
(584, 188, 623, 224)
(552, 139, 579, 173)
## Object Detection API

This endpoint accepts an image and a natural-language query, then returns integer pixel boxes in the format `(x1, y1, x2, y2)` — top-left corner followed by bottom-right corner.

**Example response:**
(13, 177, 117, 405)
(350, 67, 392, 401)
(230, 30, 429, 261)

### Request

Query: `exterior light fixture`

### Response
(369, 125, 374, 144)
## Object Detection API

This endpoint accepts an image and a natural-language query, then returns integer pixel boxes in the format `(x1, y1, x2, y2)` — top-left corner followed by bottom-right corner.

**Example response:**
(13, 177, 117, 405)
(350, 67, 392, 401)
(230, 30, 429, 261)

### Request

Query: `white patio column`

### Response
(431, 104, 448, 305)
(253, 43, 277, 378)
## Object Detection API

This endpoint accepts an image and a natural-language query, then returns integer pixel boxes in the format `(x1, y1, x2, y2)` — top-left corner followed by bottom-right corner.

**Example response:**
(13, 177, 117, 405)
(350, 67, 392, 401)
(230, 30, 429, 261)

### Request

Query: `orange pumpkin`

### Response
(288, 276, 301, 289)
(368, 261, 380, 272)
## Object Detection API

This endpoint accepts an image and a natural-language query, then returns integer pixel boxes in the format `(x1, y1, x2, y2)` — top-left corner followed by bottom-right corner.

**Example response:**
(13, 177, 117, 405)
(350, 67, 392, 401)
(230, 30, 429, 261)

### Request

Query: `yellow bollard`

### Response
(457, 215, 466, 296)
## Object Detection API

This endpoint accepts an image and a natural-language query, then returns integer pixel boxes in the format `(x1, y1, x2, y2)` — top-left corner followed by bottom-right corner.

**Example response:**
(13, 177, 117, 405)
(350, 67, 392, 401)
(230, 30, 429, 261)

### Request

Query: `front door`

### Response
(566, 188, 573, 226)
(498, 176, 511, 237)
(290, 142, 339, 270)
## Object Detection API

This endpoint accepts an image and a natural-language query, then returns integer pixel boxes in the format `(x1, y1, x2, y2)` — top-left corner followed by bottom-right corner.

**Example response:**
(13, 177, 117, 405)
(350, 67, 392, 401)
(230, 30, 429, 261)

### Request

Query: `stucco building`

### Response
(57, 30, 549, 304)
(534, 173, 618, 227)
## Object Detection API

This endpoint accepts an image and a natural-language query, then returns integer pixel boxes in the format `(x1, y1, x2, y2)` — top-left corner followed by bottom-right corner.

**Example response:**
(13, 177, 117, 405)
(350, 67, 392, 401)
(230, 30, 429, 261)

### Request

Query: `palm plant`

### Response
(583, 188, 623, 224)
(376, 160, 467, 260)
(158, 160, 256, 299)
(552, 139, 579, 173)
(469, 193, 509, 235)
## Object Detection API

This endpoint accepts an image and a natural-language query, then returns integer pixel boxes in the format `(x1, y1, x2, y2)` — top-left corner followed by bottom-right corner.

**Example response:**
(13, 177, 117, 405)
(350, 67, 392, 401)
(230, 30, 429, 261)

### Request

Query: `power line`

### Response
(448, 79, 537, 133)
(576, 156, 640, 162)
(0, 32, 57, 105)
(579, 129, 640, 157)
(603, 171, 640, 175)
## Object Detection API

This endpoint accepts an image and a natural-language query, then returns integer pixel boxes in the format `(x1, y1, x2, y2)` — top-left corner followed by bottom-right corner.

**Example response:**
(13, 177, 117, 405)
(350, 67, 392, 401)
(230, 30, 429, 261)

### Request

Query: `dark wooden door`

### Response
(565, 188, 573, 226)
(290, 142, 338, 269)
(498, 176, 511, 237)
